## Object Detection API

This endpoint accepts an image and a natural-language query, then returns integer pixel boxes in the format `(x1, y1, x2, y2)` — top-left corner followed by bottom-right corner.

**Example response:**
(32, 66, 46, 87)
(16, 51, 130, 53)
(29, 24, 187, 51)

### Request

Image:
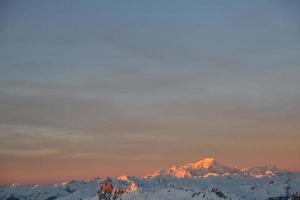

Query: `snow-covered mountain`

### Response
(1, 158, 300, 200)
(145, 158, 240, 178)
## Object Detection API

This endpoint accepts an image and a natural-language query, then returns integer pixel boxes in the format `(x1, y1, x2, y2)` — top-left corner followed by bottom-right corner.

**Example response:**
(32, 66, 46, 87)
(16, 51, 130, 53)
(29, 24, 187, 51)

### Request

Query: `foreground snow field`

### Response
(1, 158, 300, 200)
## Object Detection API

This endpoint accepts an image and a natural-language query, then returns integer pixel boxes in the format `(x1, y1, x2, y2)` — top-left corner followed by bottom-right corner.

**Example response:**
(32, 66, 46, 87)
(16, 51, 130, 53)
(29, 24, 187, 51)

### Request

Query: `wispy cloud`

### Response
(0, 124, 91, 142)
(58, 151, 163, 160)
(0, 149, 59, 157)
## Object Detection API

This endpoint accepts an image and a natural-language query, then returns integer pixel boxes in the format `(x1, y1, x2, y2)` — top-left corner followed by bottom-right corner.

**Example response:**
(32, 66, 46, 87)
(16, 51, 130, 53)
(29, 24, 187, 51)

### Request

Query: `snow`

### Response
(1, 158, 299, 200)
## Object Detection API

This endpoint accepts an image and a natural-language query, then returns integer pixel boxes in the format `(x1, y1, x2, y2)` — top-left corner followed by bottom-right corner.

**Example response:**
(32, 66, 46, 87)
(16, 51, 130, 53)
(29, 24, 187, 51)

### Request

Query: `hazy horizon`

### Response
(0, 156, 299, 186)
(1, 1, 300, 185)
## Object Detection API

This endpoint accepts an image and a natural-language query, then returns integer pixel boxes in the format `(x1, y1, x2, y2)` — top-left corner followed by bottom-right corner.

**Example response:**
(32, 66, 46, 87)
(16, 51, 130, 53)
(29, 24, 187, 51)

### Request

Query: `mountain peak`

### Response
(146, 158, 288, 179)
(146, 157, 239, 178)
(190, 158, 216, 169)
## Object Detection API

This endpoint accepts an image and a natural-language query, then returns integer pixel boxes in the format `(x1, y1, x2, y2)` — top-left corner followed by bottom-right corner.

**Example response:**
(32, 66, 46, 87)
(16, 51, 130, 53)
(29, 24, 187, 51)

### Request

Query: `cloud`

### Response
(0, 149, 59, 157)
(0, 124, 91, 142)
(57, 151, 163, 161)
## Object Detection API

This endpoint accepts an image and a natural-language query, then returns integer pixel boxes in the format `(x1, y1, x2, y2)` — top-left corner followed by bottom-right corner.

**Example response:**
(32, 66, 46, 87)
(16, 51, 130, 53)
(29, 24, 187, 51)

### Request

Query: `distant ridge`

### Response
(1, 158, 299, 200)
(146, 157, 288, 178)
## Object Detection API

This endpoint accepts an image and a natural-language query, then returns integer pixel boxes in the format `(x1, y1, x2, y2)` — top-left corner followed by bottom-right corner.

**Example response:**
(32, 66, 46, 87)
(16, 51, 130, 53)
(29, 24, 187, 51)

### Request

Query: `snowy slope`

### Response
(1, 158, 300, 200)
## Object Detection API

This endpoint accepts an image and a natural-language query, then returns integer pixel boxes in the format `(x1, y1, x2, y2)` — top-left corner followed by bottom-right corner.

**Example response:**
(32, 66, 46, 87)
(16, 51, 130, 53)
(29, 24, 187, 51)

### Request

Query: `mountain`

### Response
(1, 158, 300, 200)
(146, 158, 292, 179)
(145, 158, 240, 178)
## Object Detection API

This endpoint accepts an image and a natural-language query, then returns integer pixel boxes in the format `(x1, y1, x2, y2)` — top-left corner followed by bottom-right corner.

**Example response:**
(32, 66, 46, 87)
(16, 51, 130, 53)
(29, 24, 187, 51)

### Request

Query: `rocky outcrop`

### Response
(97, 181, 127, 200)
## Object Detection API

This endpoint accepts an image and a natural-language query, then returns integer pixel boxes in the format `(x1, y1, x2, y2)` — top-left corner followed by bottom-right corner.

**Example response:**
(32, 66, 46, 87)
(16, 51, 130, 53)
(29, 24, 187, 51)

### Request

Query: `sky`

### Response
(0, 0, 300, 185)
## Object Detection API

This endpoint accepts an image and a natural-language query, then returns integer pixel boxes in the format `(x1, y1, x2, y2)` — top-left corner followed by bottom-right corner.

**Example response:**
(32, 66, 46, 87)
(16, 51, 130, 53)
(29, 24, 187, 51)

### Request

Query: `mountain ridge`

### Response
(145, 157, 290, 179)
(1, 157, 299, 200)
